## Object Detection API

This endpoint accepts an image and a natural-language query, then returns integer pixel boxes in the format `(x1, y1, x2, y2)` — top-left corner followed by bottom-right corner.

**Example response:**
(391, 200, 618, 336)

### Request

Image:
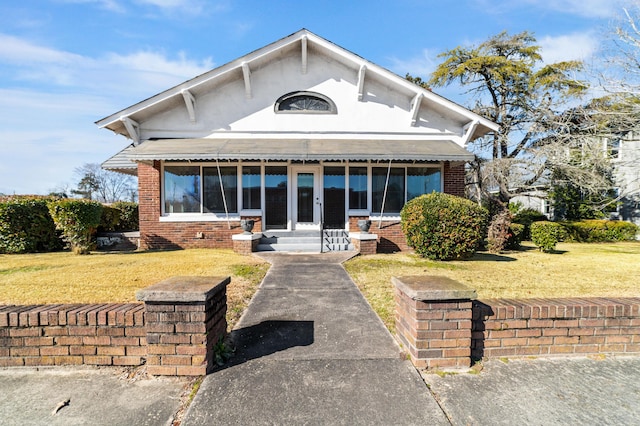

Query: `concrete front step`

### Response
(258, 230, 353, 252)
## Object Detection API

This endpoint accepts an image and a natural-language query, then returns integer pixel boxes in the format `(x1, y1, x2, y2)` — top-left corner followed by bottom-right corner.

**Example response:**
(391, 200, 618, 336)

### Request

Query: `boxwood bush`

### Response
(401, 192, 489, 260)
(111, 201, 139, 231)
(48, 199, 103, 254)
(513, 208, 548, 241)
(506, 223, 525, 250)
(562, 220, 638, 242)
(0, 196, 62, 254)
(530, 221, 567, 252)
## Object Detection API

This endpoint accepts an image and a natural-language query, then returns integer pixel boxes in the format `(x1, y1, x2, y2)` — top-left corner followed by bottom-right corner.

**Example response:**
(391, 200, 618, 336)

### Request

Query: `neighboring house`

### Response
(612, 131, 640, 226)
(510, 188, 552, 219)
(98, 29, 497, 252)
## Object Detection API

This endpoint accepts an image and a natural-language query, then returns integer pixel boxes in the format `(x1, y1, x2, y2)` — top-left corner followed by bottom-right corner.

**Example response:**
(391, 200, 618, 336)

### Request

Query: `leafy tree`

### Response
(423, 31, 589, 204)
(72, 163, 137, 203)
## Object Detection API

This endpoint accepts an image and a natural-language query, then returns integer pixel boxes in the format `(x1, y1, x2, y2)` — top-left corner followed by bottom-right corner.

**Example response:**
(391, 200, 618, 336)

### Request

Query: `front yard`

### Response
(0, 249, 269, 330)
(344, 241, 640, 330)
(2, 242, 639, 333)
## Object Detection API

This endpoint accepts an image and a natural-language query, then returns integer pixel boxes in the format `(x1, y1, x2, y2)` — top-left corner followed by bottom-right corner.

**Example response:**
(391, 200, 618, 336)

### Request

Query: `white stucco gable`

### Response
(97, 29, 497, 148)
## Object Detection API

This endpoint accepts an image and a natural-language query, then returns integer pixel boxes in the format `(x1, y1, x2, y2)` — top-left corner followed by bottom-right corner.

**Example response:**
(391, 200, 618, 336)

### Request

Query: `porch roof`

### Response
(111, 138, 475, 166)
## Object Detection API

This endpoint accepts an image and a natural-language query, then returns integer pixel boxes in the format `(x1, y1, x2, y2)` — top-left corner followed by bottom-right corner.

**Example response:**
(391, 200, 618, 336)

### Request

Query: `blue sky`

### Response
(0, 0, 631, 195)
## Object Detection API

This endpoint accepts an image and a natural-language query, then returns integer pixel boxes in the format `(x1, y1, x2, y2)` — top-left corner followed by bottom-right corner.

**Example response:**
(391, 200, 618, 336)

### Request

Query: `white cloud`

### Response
(539, 32, 599, 63)
(386, 48, 438, 79)
(56, 0, 126, 13)
(533, 0, 631, 18)
(473, 0, 632, 18)
(0, 34, 215, 194)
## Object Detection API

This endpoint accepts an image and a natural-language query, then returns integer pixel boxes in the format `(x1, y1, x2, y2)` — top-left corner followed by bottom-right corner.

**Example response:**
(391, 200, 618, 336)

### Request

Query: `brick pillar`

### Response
(136, 276, 229, 376)
(393, 276, 476, 370)
(232, 233, 262, 255)
(349, 232, 378, 254)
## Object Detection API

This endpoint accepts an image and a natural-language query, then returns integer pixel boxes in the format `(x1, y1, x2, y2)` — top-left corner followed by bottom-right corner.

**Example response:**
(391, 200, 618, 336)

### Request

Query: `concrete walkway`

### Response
(182, 252, 449, 425)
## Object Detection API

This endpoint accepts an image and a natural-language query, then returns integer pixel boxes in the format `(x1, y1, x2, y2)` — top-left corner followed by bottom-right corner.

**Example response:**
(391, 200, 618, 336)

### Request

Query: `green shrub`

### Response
(530, 221, 567, 252)
(0, 197, 62, 254)
(48, 199, 103, 254)
(98, 205, 121, 232)
(506, 223, 525, 250)
(401, 192, 489, 260)
(562, 220, 638, 242)
(513, 208, 548, 240)
(112, 201, 139, 231)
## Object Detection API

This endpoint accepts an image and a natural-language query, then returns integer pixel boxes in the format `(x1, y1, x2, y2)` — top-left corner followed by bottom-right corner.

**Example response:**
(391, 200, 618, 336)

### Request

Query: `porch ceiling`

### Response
(122, 138, 475, 162)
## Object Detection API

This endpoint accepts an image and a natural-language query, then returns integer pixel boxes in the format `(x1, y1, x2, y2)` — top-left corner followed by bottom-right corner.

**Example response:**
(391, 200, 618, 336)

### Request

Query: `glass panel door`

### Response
(292, 167, 320, 230)
(297, 173, 314, 223)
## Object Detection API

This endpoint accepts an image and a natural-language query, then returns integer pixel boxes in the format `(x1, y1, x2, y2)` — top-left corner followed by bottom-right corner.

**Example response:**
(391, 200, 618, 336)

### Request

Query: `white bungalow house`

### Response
(98, 29, 497, 252)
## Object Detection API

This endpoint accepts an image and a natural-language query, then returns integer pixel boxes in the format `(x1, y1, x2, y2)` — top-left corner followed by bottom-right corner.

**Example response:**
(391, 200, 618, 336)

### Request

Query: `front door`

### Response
(292, 167, 321, 230)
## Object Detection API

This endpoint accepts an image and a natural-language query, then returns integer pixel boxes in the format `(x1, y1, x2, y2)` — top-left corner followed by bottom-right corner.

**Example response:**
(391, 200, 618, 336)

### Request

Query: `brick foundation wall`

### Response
(473, 298, 640, 359)
(0, 304, 146, 367)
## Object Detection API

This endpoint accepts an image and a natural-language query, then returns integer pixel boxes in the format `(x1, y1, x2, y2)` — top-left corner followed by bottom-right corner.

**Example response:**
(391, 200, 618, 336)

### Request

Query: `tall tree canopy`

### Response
(425, 31, 589, 203)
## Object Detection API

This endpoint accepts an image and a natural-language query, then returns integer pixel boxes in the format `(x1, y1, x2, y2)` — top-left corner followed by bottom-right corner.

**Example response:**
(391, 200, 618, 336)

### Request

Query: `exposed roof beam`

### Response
(462, 120, 480, 145)
(301, 35, 308, 74)
(410, 93, 423, 127)
(241, 62, 252, 99)
(120, 116, 140, 145)
(181, 89, 197, 122)
(357, 65, 367, 101)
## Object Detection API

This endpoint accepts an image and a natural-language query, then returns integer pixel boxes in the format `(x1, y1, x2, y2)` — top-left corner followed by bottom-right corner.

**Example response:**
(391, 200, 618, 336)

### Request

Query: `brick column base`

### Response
(232, 233, 262, 255)
(137, 276, 229, 376)
(349, 232, 378, 255)
(393, 276, 476, 370)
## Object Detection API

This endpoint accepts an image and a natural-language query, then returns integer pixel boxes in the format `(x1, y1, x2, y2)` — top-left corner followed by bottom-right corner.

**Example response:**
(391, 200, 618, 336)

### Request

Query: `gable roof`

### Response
(96, 29, 498, 143)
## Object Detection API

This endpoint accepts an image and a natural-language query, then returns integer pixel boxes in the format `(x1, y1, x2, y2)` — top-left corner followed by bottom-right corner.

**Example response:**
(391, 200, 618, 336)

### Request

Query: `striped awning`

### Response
(103, 138, 474, 171)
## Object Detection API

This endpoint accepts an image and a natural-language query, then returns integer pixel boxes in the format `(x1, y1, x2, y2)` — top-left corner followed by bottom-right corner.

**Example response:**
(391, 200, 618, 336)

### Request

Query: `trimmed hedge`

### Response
(513, 208, 548, 241)
(531, 221, 567, 252)
(506, 223, 525, 250)
(0, 197, 63, 254)
(401, 192, 489, 260)
(562, 220, 638, 242)
(48, 199, 103, 255)
(111, 201, 139, 231)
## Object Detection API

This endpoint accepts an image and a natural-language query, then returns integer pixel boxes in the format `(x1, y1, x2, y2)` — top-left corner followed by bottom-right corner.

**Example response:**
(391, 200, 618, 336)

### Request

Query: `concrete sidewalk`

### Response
(423, 356, 640, 425)
(182, 252, 449, 425)
(0, 366, 186, 426)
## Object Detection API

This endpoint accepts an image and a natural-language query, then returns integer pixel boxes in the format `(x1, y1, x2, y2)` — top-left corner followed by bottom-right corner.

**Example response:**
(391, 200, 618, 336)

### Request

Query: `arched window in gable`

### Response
(275, 91, 337, 114)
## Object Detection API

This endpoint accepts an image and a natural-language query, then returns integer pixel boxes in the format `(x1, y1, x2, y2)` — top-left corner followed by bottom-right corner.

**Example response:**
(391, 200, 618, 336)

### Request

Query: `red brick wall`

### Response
(473, 298, 640, 360)
(443, 161, 465, 197)
(0, 304, 146, 367)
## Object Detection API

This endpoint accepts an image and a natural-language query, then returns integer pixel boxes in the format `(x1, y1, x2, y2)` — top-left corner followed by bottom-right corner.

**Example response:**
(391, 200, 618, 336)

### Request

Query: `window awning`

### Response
(105, 138, 474, 169)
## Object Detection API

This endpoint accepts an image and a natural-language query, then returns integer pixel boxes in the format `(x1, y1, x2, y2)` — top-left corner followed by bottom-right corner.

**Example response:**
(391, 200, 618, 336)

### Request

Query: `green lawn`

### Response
(344, 241, 640, 331)
(0, 249, 269, 330)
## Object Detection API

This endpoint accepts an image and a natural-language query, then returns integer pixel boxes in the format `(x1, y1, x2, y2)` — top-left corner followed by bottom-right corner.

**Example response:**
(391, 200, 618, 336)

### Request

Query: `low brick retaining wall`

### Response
(473, 298, 640, 359)
(394, 276, 640, 370)
(0, 303, 146, 367)
(0, 276, 229, 376)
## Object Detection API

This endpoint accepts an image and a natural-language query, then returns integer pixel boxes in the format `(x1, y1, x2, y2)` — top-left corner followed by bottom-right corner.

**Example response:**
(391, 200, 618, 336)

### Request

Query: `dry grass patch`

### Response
(344, 241, 640, 331)
(0, 249, 269, 330)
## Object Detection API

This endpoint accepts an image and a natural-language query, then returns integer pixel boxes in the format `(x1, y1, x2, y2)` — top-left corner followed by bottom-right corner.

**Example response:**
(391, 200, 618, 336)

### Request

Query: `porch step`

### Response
(257, 230, 354, 253)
